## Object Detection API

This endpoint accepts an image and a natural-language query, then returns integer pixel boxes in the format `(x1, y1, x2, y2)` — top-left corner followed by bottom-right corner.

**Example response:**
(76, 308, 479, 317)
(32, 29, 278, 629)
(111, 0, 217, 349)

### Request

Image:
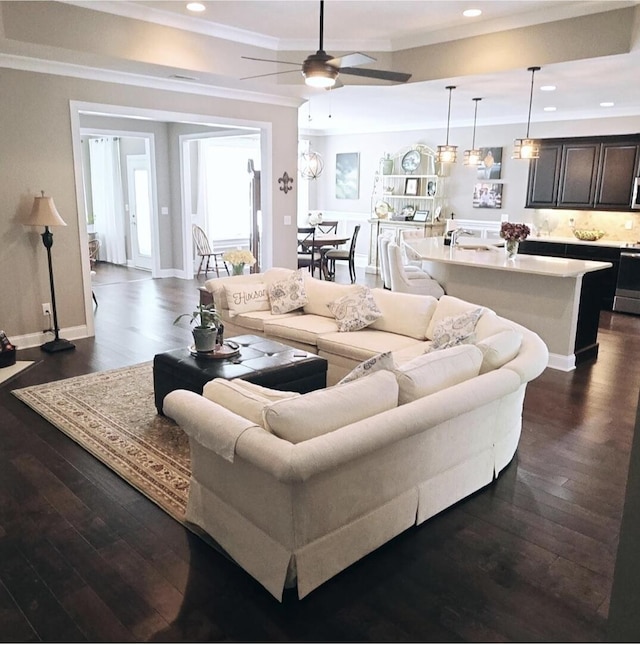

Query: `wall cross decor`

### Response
(278, 171, 293, 194)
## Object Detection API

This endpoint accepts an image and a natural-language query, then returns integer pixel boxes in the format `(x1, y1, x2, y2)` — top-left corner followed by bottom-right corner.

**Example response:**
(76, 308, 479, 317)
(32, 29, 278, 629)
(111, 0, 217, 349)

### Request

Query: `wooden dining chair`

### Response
(317, 220, 338, 235)
(324, 225, 361, 283)
(297, 226, 320, 277)
(192, 224, 229, 278)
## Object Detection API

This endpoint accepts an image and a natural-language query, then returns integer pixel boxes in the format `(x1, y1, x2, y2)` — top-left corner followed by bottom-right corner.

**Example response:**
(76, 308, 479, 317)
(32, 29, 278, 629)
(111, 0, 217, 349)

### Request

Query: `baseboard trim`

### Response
(547, 352, 576, 372)
(11, 326, 90, 350)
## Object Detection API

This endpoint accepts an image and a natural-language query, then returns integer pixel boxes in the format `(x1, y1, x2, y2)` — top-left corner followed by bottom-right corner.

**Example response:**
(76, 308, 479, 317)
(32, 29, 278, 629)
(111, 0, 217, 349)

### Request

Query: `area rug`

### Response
(12, 363, 190, 522)
(0, 360, 35, 386)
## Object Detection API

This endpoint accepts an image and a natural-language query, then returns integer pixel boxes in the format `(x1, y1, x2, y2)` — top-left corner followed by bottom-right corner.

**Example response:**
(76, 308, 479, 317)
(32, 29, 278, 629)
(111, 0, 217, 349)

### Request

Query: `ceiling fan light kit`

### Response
(464, 97, 482, 166)
(303, 54, 338, 88)
(436, 86, 458, 164)
(513, 66, 541, 160)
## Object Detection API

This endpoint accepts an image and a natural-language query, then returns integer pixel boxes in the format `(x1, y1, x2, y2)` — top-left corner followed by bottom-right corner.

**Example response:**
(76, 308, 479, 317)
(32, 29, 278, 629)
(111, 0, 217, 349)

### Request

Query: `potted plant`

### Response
(174, 303, 221, 353)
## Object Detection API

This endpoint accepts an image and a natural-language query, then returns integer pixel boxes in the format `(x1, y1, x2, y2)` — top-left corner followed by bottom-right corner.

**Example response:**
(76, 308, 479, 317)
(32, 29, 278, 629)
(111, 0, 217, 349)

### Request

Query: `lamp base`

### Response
(41, 338, 75, 353)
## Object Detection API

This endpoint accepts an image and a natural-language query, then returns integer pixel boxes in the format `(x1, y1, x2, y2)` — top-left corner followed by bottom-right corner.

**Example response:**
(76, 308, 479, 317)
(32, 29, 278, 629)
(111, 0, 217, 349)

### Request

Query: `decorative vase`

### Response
(192, 326, 217, 353)
(231, 263, 245, 275)
(505, 240, 519, 260)
(381, 153, 394, 175)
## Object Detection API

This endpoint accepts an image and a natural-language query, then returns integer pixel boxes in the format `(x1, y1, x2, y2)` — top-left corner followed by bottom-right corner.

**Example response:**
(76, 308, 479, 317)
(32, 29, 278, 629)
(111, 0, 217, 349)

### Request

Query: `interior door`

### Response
(127, 155, 153, 271)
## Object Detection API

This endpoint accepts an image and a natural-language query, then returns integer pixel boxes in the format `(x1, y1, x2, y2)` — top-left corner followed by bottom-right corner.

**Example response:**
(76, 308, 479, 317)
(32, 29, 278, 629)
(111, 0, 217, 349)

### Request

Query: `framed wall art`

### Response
(404, 177, 420, 196)
(335, 152, 360, 199)
(473, 182, 503, 209)
(477, 147, 503, 180)
(413, 209, 431, 222)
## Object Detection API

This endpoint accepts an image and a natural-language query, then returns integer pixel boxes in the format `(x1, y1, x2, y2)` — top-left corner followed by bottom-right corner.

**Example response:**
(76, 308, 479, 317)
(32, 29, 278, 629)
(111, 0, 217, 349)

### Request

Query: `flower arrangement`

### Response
(500, 222, 530, 242)
(223, 249, 256, 275)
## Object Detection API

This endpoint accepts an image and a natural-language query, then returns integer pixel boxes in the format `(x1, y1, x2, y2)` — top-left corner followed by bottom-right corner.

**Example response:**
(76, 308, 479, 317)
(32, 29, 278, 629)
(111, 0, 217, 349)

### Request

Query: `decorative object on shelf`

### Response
(401, 205, 416, 220)
(426, 180, 436, 196)
(381, 153, 394, 175)
(512, 66, 541, 160)
(404, 177, 420, 196)
(434, 206, 442, 220)
(299, 150, 324, 179)
(401, 149, 421, 173)
(24, 191, 75, 353)
(374, 200, 392, 219)
(308, 211, 323, 225)
(477, 147, 503, 180)
(500, 222, 530, 260)
(383, 185, 394, 194)
(278, 171, 293, 193)
(222, 248, 256, 275)
(0, 330, 16, 368)
(573, 229, 606, 241)
(413, 210, 430, 222)
(436, 86, 458, 164)
(473, 182, 503, 209)
(174, 302, 221, 353)
(336, 152, 360, 199)
(464, 97, 482, 166)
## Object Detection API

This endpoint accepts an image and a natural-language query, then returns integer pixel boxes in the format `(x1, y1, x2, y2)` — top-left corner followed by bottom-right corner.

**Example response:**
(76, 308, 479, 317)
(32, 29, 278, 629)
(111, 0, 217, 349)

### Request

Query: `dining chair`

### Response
(192, 224, 229, 278)
(316, 220, 338, 235)
(88, 238, 100, 305)
(324, 225, 360, 283)
(297, 226, 320, 277)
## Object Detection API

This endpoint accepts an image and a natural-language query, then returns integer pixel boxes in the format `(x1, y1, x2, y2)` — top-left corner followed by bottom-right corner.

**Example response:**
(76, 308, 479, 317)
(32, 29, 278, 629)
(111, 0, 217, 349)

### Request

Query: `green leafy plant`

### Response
(173, 303, 220, 329)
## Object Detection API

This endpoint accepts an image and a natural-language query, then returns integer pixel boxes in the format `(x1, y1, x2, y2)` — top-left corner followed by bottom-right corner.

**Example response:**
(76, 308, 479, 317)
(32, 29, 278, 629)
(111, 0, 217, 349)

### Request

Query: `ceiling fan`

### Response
(241, 0, 411, 89)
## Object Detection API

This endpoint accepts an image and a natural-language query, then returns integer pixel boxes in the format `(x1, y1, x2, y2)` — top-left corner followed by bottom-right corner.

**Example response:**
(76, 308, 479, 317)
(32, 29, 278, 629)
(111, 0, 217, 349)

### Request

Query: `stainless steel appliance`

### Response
(632, 177, 640, 210)
(613, 247, 640, 314)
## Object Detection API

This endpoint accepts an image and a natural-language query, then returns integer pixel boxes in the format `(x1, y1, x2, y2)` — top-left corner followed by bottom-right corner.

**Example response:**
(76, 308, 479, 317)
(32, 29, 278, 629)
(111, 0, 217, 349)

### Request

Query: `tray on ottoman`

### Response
(153, 334, 327, 414)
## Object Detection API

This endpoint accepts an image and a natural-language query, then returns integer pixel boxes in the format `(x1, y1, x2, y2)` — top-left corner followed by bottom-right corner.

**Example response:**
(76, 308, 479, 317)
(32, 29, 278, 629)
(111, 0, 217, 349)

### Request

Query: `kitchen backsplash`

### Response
(531, 209, 640, 243)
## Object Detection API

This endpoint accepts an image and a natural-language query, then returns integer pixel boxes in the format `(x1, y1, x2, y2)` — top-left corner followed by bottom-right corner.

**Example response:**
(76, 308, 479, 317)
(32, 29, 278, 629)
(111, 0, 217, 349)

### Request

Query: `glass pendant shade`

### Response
(513, 67, 541, 160)
(436, 85, 457, 164)
(464, 97, 482, 166)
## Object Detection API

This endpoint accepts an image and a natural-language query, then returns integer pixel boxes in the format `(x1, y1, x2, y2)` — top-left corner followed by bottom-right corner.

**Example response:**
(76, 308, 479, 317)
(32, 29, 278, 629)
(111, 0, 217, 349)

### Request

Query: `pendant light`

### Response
(464, 97, 482, 166)
(512, 66, 541, 160)
(299, 149, 324, 179)
(436, 86, 458, 164)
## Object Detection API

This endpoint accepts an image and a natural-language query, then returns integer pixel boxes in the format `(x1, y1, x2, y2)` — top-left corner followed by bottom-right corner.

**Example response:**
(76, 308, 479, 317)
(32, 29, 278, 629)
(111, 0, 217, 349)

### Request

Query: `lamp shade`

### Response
(26, 192, 67, 227)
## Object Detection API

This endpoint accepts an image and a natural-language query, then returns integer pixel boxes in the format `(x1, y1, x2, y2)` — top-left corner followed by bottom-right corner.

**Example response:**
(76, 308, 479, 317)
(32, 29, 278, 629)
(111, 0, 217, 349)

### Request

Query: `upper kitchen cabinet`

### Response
(526, 135, 640, 211)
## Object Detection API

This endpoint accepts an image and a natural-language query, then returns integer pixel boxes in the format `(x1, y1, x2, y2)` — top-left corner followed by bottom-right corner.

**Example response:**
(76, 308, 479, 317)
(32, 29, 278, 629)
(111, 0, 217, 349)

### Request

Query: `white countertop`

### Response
(406, 237, 613, 278)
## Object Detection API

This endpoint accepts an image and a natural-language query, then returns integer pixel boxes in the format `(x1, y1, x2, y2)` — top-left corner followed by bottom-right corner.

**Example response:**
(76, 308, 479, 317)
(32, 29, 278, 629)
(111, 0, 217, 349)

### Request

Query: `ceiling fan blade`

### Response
(340, 67, 412, 83)
(240, 69, 301, 80)
(326, 77, 344, 90)
(328, 52, 376, 69)
(241, 55, 301, 66)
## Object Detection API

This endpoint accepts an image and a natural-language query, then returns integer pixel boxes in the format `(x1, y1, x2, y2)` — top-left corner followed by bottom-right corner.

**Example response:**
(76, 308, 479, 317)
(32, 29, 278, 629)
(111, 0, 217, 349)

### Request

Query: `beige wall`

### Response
(0, 67, 299, 345)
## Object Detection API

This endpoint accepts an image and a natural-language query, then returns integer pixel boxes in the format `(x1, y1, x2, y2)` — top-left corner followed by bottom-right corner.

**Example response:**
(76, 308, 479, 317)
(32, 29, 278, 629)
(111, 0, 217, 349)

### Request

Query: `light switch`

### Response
(625, 220, 633, 230)
(284, 216, 292, 225)
(500, 213, 509, 222)
(161, 206, 169, 215)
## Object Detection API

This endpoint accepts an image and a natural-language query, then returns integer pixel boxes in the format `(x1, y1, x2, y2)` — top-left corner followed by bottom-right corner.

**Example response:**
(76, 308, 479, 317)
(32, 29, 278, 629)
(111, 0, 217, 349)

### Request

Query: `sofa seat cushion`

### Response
(302, 276, 360, 317)
(203, 378, 300, 427)
(426, 295, 494, 340)
(394, 344, 483, 405)
(317, 329, 422, 362)
(229, 309, 302, 331)
(264, 314, 339, 347)
(391, 341, 433, 366)
(263, 370, 398, 443)
(369, 289, 437, 340)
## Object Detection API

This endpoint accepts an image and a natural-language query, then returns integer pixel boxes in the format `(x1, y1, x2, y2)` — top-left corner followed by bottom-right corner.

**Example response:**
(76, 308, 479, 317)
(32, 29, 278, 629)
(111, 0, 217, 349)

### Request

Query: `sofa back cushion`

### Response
(395, 344, 483, 405)
(302, 276, 359, 318)
(368, 288, 438, 340)
(425, 295, 494, 340)
(263, 370, 398, 443)
(203, 378, 299, 427)
(476, 329, 523, 373)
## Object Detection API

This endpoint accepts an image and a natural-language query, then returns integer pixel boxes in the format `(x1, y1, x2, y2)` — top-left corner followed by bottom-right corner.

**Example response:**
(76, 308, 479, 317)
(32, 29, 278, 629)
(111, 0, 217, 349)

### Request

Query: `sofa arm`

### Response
(503, 325, 549, 383)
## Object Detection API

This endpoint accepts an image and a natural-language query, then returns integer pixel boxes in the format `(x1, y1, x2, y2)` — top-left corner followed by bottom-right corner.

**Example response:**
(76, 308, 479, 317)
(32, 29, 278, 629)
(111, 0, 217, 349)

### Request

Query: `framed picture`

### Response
(404, 177, 420, 196)
(426, 179, 437, 196)
(335, 152, 360, 199)
(413, 209, 430, 222)
(473, 182, 503, 209)
(477, 147, 503, 180)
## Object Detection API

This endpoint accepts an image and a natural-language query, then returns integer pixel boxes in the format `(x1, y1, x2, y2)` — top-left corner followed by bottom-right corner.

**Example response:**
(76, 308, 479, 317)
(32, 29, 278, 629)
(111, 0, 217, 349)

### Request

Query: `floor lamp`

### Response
(26, 191, 76, 353)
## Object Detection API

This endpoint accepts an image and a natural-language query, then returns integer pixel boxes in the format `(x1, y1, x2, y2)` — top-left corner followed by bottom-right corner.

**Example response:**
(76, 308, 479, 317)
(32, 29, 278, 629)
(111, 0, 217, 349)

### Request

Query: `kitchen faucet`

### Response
(450, 228, 475, 246)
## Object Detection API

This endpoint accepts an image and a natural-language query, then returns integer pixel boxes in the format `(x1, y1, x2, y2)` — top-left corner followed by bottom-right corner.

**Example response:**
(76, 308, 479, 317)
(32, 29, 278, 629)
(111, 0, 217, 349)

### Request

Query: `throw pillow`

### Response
(395, 344, 483, 405)
(327, 286, 383, 332)
(223, 282, 270, 316)
(338, 351, 395, 384)
(427, 307, 484, 352)
(476, 329, 523, 373)
(268, 270, 308, 315)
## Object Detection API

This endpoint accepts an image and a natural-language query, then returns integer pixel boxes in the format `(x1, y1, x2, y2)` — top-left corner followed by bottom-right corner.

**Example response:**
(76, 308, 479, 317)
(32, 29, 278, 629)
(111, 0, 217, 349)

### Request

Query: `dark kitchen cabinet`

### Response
(526, 134, 640, 211)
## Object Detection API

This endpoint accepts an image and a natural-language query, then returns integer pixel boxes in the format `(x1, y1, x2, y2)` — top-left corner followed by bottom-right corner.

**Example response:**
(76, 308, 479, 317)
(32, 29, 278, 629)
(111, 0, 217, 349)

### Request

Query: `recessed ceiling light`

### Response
(540, 85, 556, 92)
(600, 101, 615, 107)
(463, 9, 482, 17)
(543, 106, 557, 112)
(186, 2, 206, 12)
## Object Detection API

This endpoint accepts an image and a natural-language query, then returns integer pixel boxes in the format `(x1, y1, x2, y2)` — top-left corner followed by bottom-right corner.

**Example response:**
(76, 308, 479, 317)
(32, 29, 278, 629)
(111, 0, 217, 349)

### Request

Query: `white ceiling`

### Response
(11, 1, 640, 134)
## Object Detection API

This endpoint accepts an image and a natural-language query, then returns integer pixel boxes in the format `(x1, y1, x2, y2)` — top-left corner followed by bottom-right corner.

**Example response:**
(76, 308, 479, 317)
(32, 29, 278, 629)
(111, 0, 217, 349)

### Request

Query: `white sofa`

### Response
(165, 269, 548, 601)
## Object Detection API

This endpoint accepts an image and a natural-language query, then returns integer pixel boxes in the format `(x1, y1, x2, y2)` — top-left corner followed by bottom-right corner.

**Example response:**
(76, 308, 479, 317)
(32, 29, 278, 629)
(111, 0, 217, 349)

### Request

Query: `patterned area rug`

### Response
(12, 363, 190, 522)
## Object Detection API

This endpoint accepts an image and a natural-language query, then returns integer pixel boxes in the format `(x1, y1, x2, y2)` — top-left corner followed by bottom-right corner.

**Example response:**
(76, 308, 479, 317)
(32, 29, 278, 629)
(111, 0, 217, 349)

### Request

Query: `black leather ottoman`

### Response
(153, 334, 327, 414)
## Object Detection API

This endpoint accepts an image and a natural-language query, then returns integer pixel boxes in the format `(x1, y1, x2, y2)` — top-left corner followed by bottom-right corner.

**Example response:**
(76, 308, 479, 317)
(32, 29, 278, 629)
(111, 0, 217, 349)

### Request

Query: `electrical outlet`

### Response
(625, 220, 633, 230)
(42, 303, 51, 316)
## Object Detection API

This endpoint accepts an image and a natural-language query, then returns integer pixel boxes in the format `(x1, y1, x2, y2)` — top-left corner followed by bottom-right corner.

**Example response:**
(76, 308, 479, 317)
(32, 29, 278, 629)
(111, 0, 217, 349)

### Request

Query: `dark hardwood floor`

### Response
(1, 262, 639, 642)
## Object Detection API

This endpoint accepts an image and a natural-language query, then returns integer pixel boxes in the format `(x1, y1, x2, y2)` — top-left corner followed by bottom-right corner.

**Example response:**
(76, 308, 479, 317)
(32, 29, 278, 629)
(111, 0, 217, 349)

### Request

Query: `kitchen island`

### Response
(404, 237, 613, 370)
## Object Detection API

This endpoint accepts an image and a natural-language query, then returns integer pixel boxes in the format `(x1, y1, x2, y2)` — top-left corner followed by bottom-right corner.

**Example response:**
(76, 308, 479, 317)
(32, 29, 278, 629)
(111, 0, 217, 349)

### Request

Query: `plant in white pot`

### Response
(174, 303, 221, 353)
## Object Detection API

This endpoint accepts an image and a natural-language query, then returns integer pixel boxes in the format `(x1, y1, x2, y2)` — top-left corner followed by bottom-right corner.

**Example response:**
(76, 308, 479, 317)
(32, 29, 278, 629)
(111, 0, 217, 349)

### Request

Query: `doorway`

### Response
(126, 154, 153, 271)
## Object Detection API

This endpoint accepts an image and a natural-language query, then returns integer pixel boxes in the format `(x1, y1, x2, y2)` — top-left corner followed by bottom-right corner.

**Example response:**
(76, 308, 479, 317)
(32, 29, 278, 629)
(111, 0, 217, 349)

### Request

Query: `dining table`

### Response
(298, 233, 351, 280)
